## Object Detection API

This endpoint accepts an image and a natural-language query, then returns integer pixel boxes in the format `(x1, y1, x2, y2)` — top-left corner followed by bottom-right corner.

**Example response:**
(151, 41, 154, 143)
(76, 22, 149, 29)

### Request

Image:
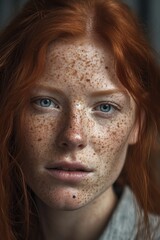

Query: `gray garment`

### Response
(99, 187, 160, 240)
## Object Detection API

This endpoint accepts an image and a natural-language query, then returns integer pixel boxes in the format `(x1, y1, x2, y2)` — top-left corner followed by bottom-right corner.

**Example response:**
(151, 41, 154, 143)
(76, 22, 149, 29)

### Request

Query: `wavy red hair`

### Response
(0, 0, 160, 239)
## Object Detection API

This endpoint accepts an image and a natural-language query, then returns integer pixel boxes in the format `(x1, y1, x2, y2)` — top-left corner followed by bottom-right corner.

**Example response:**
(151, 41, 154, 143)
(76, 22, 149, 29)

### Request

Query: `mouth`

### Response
(49, 166, 91, 172)
(52, 167, 86, 171)
(45, 162, 93, 182)
(46, 161, 92, 172)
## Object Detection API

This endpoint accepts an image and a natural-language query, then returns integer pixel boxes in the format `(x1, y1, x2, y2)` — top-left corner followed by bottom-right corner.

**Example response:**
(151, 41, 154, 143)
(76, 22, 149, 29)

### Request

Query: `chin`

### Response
(33, 187, 92, 211)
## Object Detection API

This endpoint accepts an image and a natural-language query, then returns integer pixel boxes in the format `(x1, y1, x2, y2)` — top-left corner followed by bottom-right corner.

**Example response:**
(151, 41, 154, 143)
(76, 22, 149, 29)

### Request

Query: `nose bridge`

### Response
(69, 104, 84, 130)
(56, 103, 88, 150)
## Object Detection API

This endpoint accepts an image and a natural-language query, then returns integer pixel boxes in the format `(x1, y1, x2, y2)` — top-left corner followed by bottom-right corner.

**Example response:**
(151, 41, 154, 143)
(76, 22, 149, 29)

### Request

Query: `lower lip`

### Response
(46, 169, 91, 182)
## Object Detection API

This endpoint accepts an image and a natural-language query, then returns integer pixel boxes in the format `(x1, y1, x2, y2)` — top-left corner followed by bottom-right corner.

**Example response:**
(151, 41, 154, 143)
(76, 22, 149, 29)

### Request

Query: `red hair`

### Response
(0, 0, 160, 239)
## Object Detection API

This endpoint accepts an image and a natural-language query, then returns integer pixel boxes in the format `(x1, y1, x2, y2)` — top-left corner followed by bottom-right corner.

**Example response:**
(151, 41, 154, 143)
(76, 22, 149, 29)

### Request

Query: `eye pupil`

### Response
(100, 104, 111, 112)
(40, 99, 51, 107)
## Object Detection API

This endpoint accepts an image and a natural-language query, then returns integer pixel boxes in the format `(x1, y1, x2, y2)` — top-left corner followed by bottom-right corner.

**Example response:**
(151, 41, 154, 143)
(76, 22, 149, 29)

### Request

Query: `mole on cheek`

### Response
(72, 195, 76, 199)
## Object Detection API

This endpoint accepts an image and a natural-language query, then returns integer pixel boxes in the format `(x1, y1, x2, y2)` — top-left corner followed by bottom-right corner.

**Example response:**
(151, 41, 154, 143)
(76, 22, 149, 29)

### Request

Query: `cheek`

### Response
(91, 117, 134, 161)
(90, 119, 131, 189)
(22, 114, 57, 159)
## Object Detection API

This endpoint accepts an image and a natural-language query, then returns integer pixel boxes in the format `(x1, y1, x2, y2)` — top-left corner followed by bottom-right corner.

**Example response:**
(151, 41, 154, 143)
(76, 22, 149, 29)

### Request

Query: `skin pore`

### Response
(21, 37, 138, 240)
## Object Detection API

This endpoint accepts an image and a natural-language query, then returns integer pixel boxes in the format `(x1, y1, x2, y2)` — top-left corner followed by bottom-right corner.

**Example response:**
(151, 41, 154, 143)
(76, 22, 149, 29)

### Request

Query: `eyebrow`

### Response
(32, 84, 66, 96)
(90, 89, 129, 97)
(33, 84, 129, 99)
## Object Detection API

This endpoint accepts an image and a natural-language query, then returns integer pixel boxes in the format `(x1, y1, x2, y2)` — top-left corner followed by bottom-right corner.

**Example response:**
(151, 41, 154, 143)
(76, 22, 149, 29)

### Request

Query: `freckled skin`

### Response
(21, 38, 138, 211)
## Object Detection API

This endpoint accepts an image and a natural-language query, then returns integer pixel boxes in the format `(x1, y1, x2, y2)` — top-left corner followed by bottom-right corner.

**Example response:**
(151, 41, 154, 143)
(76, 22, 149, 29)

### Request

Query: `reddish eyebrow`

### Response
(32, 84, 66, 96)
(90, 89, 129, 97)
(32, 85, 129, 100)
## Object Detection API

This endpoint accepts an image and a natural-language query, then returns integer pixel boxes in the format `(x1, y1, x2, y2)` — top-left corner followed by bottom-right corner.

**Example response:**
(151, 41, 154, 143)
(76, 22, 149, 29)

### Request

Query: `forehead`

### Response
(43, 38, 123, 90)
(47, 38, 114, 70)
(48, 38, 112, 63)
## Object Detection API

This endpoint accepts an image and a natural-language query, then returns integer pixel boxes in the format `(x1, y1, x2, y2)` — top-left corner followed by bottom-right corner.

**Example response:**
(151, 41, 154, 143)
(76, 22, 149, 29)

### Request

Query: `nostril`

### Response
(78, 144, 84, 149)
(61, 142, 68, 147)
(59, 141, 85, 149)
(57, 133, 87, 150)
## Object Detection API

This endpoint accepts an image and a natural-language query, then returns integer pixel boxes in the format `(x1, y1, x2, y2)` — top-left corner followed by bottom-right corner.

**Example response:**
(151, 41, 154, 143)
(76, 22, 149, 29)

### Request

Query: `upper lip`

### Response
(46, 161, 93, 172)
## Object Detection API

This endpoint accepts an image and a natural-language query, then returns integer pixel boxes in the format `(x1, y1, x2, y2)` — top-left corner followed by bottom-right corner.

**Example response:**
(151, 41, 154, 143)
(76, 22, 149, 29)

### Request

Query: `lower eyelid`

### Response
(31, 98, 60, 109)
(93, 104, 118, 111)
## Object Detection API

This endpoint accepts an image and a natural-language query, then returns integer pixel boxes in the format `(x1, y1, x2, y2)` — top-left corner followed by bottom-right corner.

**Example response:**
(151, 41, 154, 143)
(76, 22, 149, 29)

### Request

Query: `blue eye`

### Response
(99, 104, 112, 112)
(33, 98, 59, 109)
(94, 103, 118, 115)
(39, 99, 52, 107)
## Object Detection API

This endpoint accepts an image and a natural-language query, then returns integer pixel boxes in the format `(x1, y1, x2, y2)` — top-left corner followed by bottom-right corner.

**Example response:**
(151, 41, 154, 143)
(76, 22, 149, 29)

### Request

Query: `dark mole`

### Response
(105, 66, 109, 69)
(73, 195, 76, 199)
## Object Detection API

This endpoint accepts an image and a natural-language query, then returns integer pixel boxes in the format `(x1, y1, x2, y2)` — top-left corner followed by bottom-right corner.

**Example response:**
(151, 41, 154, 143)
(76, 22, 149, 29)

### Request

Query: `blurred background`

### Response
(0, 0, 160, 55)
(0, 0, 159, 183)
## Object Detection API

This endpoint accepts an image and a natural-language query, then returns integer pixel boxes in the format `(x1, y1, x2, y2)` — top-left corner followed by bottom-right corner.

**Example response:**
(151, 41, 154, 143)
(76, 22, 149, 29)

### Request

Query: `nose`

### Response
(56, 112, 87, 151)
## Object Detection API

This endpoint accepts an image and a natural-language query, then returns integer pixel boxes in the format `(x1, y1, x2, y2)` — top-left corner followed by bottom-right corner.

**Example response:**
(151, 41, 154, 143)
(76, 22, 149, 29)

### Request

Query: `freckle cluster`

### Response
(21, 37, 137, 212)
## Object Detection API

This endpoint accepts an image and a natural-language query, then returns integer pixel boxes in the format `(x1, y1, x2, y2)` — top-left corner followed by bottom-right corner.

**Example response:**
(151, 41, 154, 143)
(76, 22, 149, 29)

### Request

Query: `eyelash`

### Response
(31, 97, 60, 109)
(31, 98, 120, 117)
(93, 102, 120, 116)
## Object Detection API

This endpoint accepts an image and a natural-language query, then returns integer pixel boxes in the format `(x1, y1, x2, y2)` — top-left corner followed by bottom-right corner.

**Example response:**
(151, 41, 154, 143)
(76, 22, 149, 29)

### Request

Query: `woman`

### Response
(0, 0, 160, 239)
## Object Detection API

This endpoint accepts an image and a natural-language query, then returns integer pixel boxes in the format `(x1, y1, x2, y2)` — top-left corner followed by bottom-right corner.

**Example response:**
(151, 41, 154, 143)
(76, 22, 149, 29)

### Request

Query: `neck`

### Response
(35, 187, 118, 240)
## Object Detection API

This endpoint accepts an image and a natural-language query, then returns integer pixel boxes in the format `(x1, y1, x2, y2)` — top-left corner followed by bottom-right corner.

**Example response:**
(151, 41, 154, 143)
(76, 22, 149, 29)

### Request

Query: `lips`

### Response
(52, 167, 85, 171)
(46, 162, 92, 172)
(45, 161, 93, 182)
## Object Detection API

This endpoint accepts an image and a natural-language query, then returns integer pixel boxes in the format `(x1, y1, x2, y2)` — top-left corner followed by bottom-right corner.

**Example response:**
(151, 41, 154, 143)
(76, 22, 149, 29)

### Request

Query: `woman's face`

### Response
(21, 38, 138, 210)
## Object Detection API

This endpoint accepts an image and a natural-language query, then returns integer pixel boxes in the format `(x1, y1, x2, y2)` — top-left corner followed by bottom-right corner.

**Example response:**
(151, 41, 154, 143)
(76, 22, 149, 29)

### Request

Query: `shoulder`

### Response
(136, 213, 160, 240)
(99, 187, 160, 240)
(144, 212, 160, 239)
